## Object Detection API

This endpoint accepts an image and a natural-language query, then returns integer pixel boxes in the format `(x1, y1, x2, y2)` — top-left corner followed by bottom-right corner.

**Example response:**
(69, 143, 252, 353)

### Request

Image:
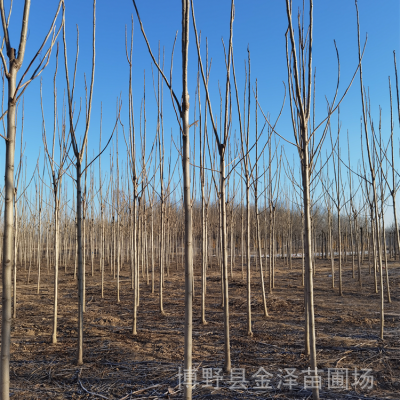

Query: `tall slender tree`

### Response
(62, 0, 96, 365)
(132, 1, 194, 397)
(41, 46, 70, 343)
(0, 1, 63, 396)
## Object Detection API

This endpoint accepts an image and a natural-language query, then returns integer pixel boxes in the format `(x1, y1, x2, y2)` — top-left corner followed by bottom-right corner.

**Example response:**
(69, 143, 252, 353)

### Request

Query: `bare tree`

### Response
(240, 50, 253, 336)
(0, 0, 63, 396)
(62, 0, 96, 365)
(191, 0, 235, 371)
(253, 81, 268, 318)
(386, 71, 399, 301)
(356, 1, 385, 339)
(122, 18, 140, 333)
(284, 0, 347, 397)
(132, 1, 194, 397)
(41, 46, 70, 343)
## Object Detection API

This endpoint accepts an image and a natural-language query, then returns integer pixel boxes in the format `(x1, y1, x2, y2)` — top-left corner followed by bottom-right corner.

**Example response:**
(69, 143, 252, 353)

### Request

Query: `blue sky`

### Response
(0, 0, 399, 220)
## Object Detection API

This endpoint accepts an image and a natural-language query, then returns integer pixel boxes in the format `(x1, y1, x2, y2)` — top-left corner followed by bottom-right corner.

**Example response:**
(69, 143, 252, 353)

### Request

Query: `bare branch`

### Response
(131, 0, 181, 114)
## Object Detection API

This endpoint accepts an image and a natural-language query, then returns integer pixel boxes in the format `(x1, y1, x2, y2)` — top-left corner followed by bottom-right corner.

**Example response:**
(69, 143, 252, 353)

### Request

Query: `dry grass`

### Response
(4, 254, 400, 399)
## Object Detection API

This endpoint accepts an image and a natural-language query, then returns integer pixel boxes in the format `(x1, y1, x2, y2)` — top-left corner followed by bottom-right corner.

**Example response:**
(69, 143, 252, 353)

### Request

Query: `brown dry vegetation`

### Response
(4, 255, 399, 399)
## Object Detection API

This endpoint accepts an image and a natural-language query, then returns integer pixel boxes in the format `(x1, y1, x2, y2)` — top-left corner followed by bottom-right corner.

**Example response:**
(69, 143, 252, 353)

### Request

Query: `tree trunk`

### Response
(1, 67, 17, 398)
(338, 209, 342, 296)
(181, 2, 193, 398)
(77, 162, 84, 365)
(51, 203, 59, 344)
(12, 199, 18, 319)
(220, 154, 231, 372)
(132, 194, 138, 335)
(246, 178, 252, 336)
(302, 131, 319, 400)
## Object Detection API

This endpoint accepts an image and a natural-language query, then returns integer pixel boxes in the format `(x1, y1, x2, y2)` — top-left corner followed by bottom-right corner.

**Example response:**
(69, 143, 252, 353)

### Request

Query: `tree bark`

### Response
(1, 66, 17, 399)
(77, 161, 84, 365)
(182, 1, 193, 398)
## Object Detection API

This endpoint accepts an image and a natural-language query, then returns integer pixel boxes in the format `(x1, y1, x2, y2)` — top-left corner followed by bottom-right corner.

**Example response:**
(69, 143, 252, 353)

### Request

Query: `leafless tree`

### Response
(132, 0, 194, 396)
(191, 0, 235, 372)
(356, 1, 385, 339)
(281, 0, 363, 397)
(62, 0, 96, 365)
(0, 0, 63, 395)
(41, 46, 71, 343)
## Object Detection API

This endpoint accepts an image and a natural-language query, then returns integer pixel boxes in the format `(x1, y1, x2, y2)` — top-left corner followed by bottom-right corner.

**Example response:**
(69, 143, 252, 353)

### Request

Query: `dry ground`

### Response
(2, 253, 399, 399)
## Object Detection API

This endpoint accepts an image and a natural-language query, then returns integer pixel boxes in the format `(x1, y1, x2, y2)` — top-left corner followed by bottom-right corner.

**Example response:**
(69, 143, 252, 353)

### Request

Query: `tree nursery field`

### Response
(5, 254, 399, 399)
(0, 1, 399, 400)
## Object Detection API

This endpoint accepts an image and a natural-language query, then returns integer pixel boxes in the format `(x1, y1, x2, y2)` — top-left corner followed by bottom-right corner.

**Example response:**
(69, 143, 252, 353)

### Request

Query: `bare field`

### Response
(3, 256, 399, 399)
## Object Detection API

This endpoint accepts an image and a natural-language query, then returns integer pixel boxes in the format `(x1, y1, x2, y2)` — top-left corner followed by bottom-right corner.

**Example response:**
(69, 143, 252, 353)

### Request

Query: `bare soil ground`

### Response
(3, 254, 399, 399)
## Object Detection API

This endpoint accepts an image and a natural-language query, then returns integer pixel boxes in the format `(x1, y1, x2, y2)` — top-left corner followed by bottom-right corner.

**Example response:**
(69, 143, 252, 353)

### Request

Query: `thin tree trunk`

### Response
(12, 200, 18, 319)
(181, 3, 193, 397)
(1, 66, 17, 398)
(77, 162, 84, 365)
(51, 204, 59, 343)
(302, 136, 319, 400)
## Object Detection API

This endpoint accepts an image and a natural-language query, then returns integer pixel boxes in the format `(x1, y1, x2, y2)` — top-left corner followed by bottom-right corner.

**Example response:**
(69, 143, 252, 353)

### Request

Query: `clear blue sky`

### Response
(0, 0, 399, 220)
